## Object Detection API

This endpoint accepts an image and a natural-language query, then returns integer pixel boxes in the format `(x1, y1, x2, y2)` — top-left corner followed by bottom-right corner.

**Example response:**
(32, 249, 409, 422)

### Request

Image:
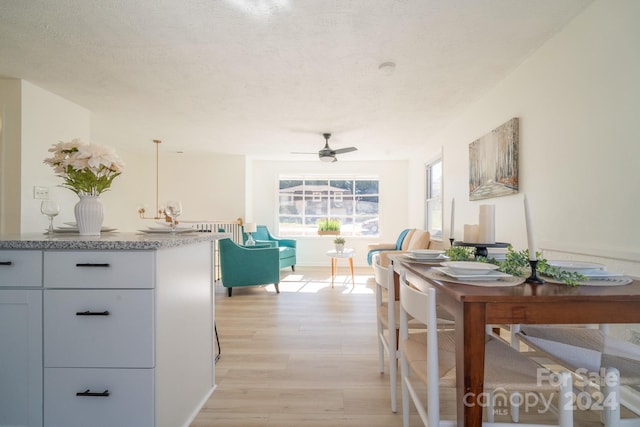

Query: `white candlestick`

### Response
(449, 198, 455, 239)
(523, 195, 537, 261)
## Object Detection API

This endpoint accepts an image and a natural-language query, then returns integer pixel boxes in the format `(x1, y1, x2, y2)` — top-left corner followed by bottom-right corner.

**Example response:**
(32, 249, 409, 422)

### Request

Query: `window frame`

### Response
(277, 174, 380, 237)
(425, 156, 443, 240)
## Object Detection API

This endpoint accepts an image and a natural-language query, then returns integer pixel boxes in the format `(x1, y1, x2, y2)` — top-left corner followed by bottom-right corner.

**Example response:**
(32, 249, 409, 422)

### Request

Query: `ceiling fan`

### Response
(292, 133, 358, 162)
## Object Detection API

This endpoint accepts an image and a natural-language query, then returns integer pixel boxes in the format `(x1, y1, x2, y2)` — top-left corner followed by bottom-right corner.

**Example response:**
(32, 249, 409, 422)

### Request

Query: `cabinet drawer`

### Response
(45, 367, 154, 427)
(44, 289, 154, 368)
(0, 250, 42, 287)
(44, 250, 154, 288)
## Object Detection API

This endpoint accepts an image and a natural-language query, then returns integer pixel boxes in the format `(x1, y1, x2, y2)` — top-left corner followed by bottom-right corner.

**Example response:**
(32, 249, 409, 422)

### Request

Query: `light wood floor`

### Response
(190, 267, 608, 426)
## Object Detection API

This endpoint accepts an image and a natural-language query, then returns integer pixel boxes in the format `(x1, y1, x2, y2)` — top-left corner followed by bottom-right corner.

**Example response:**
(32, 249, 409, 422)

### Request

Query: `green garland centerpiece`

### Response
(445, 245, 586, 286)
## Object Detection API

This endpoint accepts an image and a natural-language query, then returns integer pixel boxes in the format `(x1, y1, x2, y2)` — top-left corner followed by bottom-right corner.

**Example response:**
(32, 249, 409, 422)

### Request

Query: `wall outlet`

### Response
(33, 186, 49, 199)
(630, 330, 640, 346)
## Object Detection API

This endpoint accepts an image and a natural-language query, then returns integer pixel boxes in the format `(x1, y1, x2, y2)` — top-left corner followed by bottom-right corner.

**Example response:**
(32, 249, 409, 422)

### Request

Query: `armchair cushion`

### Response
(243, 225, 296, 270)
(219, 238, 280, 296)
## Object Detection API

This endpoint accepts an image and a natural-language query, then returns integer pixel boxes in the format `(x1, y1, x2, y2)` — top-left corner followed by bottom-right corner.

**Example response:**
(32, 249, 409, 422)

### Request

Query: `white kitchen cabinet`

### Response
(44, 368, 154, 427)
(0, 250, 42, 287)
(44, 289, 155, 368)
(0, 235, 218, 427)
(0, 289, 43, 427)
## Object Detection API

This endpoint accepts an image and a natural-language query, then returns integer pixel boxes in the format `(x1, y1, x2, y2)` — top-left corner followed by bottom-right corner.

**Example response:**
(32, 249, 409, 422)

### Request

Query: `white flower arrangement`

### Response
(44, 139, 125, 196)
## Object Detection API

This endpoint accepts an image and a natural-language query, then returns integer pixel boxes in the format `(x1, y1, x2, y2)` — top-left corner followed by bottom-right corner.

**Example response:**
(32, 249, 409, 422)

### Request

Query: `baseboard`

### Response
(181, 385, 217, 427)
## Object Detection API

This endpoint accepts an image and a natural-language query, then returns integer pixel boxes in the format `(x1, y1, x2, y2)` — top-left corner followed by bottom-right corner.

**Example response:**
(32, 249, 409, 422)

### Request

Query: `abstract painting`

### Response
(469, 117, 519, 201)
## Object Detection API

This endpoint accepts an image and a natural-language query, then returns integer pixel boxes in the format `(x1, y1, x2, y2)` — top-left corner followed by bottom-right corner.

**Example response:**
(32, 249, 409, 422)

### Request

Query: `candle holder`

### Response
(526, 260, 545, 284)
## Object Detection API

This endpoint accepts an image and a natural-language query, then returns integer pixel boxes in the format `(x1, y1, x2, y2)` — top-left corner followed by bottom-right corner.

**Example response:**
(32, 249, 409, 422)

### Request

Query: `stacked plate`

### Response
(546, 261, 622, 279)
(486, 249, 508, 261)
(405, 249, 449, 261)
(436, 261, 509, 281)
(139, 222, 195, 234)
(52, 224, 117, 233)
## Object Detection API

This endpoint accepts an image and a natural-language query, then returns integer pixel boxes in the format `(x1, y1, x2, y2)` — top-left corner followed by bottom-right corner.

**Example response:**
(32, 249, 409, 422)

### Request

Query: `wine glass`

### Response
(165, 200, 182, 232)
(41, 200, 60, 234)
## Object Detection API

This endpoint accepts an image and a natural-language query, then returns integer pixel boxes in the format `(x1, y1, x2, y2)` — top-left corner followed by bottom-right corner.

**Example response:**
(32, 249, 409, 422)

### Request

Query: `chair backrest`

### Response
(398, 273, 441, 425)
(252, 225, 272, 241)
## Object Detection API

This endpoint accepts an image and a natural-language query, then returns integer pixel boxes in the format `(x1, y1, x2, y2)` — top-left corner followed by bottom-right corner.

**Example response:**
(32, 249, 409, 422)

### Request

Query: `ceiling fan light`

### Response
(320, 155, 335, 163)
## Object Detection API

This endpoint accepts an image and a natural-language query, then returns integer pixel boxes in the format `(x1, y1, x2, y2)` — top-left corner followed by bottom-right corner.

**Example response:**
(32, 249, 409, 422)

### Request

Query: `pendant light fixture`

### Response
(138, 139, 163, 219)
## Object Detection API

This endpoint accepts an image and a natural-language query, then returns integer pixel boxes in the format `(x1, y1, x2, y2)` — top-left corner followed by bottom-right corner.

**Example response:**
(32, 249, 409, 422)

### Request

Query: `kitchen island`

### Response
(0, 232, 228, 427)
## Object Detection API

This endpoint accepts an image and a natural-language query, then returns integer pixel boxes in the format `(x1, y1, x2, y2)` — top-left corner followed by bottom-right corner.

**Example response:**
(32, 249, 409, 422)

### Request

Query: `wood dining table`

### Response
(393, 258, 640, 427)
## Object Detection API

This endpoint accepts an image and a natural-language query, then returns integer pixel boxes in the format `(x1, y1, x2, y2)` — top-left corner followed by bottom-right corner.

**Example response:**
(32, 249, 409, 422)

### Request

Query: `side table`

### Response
(326, 249, 355, 288)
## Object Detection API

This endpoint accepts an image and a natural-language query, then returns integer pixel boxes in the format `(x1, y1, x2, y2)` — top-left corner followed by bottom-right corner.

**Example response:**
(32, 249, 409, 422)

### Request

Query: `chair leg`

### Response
(291, 265, 295, 271)
(227, 287, 232, 297)
(275, 283, 280, 293)
(390, 347, 397, 413)
(602, 367, 620, 427)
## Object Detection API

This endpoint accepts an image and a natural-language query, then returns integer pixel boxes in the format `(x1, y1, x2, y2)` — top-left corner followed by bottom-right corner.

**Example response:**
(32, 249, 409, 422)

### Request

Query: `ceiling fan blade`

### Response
(333, 147, 358, 155)
(290, 151, 317, 154)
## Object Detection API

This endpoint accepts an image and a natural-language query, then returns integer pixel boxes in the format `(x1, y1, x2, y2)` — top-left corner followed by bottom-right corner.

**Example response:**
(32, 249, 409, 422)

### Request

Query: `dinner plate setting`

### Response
(47, 225, 117, 234)
(405, 249, 450, 262)
(543, 260, 632, 286)
(426, 263, 524, 287)
(138, 222, 196, 234)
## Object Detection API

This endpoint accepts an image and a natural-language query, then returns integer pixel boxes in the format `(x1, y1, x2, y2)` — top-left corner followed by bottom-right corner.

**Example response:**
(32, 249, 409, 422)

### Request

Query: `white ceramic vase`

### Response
(335, 243, 344, 253)
(74, 195, 104, 236)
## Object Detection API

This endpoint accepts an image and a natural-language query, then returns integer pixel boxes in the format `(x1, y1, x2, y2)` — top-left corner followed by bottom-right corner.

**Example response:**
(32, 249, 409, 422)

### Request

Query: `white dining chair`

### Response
(374, 254, 452, 412)
(374, 253, 415, 413)
(398, 272, 574, 427)
(512, 324, 640, 427)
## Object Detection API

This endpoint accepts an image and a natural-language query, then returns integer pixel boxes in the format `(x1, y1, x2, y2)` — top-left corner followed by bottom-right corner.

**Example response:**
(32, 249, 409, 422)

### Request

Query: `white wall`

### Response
(20, 81, 91, 231)
(249, 159, 410, 266)
(6, 79, 247, 233)
(0, 79, 23, 233)
(411, 0, 639, 276)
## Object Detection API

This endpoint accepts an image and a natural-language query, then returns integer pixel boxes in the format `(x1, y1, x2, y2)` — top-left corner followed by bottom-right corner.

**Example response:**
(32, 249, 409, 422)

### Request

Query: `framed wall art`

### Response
(469, 117, 519, 201)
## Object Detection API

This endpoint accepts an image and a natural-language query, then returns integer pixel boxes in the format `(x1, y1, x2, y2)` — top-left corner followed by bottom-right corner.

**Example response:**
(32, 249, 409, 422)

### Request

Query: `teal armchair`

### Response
(219, 238, 280, 297)
(243, 225, 296, 271)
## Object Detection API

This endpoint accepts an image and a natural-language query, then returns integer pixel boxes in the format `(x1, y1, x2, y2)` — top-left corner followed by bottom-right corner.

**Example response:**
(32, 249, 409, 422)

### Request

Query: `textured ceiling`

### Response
(0, 0, 593, 160)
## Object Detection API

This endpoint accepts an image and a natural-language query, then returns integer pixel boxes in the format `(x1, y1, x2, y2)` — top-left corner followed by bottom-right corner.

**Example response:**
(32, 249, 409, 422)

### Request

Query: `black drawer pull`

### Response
(0, 261, 13, 266)
(76, 389, 110, 397)
(76, 263, 110, 267)
(76, 310, 110, 316)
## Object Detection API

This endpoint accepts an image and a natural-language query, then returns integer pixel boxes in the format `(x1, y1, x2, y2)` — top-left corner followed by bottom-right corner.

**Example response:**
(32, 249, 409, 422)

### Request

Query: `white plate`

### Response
(52, 226, 117, 233)
(405, 253, 450, 261)
(440, 261, 499, 275)
(542, 275, 632, 287)
(145, 225, 193, 231)
(434, 267, 511, 281)
(405, 253, 450, 262)
(138, 228, 196, 234)
(581, 270, 624, 279)
(410, 249, 445, 255)
(547, 260, 606, 274)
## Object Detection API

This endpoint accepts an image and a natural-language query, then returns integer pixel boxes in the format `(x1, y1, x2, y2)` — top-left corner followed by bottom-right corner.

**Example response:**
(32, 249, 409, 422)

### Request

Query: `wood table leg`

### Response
(331, 257, 336, 288)
(456, 302, 487, 427)
(348, 257, 354, 287)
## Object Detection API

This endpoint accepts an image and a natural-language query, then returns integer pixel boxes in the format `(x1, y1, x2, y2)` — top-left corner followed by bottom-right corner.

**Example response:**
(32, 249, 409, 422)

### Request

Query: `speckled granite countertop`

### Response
(0, 232, 230, 250)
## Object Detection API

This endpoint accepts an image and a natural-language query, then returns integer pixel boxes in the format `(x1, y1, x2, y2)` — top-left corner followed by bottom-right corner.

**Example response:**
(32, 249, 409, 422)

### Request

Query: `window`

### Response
(278, 175, 379, 237)
(425, 158, 442, 239)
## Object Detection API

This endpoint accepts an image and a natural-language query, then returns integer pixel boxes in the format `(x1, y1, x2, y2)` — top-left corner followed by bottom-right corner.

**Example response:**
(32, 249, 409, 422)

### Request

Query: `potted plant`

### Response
(317, 218, 341, 235)
(333, 237, 345, 252)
